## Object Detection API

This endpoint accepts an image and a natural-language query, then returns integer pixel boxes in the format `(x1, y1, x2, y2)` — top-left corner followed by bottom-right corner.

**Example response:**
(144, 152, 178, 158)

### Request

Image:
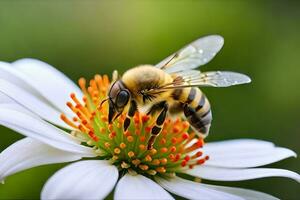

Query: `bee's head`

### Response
(106, 80, 130, 123)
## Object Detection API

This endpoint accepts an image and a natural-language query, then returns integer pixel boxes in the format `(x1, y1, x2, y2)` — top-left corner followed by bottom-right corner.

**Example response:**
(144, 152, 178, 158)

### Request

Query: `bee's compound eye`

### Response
(116, 90, 129, 107)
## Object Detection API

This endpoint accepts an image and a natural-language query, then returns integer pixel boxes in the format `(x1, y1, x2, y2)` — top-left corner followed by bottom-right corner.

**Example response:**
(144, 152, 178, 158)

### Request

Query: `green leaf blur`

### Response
(0, 1, 299, 199)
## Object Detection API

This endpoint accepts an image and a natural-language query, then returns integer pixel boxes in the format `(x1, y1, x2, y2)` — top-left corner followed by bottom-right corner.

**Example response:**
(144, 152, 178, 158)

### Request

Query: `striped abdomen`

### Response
(172, 87, 212, 138)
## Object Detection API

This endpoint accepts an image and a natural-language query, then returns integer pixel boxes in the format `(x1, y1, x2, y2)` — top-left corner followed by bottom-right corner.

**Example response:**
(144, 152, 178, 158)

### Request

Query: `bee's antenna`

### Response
(99, 98, 109, 109)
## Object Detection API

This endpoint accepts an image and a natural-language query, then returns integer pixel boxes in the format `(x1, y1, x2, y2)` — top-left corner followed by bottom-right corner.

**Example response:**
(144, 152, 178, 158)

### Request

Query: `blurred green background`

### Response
(0, 0, 299, 199)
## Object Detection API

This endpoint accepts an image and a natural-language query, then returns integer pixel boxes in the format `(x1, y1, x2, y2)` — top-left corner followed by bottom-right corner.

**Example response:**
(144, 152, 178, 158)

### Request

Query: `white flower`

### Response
(0, 58, 299, 200)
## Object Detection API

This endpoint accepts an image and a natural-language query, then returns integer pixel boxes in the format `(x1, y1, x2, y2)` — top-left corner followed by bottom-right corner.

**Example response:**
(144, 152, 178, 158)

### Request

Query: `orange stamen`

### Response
(60, 114, 77, 129)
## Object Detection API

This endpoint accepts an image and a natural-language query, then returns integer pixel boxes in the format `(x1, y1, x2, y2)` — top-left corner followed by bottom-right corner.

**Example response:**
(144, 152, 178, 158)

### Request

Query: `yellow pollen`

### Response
(160, 147, 168, 153)
(124, 130, 131, 136)
(117, 122, 122, 129)
(112, 155, 119, 161)
(147, 170, 157, 176)
(156, 166, 166, 173)
(171, 137, 177, 144)
(127, 136, 134, 142)
(108, 124, 114, 131)
(128, 151, 135, 158)
(160, 158, 168, 165)
(120, 143, 126, 149)
(100, 127, 106, 134)
(139, 136, 146, 142)
(144, 155, 152, 162)
(160, 138, 167, 145)
(132, 159, 141, 166)
(121, 162, 130, 169)
(169, 154, 175, 160)
(109, 131, 116, 139)
(101, 115, 108, 122)
(170, 146, 177, 152)
(150, 148, 157, 155)
(72, 117, 79, 122)
(114, 148, 121, 154)
(139, 144, 146, 151)
(104, 142, 111, 148)
(139, 164, 149, 171)
(151, 159, 160, 165)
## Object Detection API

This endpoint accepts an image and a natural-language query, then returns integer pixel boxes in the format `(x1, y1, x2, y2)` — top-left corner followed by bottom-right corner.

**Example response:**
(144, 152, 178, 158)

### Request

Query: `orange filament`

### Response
(61, 74, 209, 177)
(60, 114, 77, 129)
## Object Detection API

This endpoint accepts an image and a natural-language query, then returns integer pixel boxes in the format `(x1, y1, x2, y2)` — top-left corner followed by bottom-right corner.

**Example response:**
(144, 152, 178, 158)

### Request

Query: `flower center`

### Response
(61, 74, 209, 176)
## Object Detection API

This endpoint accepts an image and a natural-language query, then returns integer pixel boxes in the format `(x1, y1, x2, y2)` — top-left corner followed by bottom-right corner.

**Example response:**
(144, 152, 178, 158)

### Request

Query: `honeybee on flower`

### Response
(105, 35, 250, 150)
(0, 45, 299, 199)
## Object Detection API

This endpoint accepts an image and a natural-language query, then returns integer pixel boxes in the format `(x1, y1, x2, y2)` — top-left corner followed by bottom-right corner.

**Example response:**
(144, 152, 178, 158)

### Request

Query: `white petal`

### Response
(203, 139, 275, 154)
(0, 103, 41, 118)
(0, 79, 69, 128)
(205, 147, 296, 168)
(0, 137, 82, 182)
(0, 107, 95, 157)
(115, 174, 174, 200)
(41, 160, 118, 200)
(12, 58, 83, 115)
(0, 62, 61, 117)
(155, 176, 243, 200)
(0, 61, 42, 98)
(186, 166, 300, 183)
(0, 92, 13, 104)
(201, 183, 279, 200)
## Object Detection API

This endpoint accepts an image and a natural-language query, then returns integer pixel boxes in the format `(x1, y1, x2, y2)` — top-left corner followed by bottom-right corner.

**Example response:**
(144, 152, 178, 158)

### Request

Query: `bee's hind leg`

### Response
(123, 100, 138, 131)
(147, 101, 168, 150)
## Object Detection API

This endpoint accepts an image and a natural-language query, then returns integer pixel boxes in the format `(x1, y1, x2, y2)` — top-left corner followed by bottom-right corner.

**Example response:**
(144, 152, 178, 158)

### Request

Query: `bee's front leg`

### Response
(123, 100, 138, 131)
(147, 101, 168, 150)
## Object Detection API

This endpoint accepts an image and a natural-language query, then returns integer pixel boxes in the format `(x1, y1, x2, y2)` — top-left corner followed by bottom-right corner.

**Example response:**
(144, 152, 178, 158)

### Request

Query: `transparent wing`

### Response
(156, 35, 224, 74)
(174, 69, 201, 78)
(142, 71, 251, 98)
(180, 71, 252, 87)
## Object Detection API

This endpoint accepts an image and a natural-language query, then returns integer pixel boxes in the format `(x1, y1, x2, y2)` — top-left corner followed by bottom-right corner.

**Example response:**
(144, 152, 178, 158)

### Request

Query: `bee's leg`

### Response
(123, 100, 138, 131)
(146, 101, 165, 116)
(147, 101, 168, 150)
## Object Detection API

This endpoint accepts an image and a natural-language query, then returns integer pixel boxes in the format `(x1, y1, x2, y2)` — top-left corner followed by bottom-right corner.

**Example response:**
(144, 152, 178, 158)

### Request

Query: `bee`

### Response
(104, 35, 251, 150)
